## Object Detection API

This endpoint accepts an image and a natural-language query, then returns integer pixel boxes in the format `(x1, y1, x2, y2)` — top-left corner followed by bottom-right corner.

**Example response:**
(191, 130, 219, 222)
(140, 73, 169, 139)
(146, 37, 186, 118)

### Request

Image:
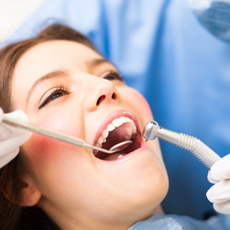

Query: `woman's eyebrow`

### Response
(26, 70, 68, 104)
(87, 58, 115, 68)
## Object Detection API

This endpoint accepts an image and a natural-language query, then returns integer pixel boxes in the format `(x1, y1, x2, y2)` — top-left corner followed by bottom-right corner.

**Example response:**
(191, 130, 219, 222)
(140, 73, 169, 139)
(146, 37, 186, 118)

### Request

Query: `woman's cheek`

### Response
(22, 115, 82, 169)
(121, 87, 153, 121)
(23, 134, 64, 164)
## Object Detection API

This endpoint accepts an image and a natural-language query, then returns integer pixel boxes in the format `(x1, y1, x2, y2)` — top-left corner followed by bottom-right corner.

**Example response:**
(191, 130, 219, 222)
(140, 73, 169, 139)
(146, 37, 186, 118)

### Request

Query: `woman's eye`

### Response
(39, 88, 69, 109)
(50, 91, 63, 100)
(103, 72, 124, 81)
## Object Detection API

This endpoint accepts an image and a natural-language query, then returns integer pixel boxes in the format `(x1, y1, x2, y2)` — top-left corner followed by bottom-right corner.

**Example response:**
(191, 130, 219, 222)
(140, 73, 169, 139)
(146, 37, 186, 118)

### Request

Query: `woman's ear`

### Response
(19, 174, 41, 206)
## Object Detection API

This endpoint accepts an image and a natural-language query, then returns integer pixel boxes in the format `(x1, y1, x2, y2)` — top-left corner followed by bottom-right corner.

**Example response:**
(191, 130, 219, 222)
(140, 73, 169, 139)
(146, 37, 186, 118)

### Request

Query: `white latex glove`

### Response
(206, 154, 230, 214)
(0, 108, 32, 168)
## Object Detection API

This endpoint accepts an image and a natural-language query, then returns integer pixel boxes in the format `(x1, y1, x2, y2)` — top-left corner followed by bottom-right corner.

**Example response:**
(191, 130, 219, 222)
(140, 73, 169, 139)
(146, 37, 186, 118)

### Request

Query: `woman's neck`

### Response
(48, 204, 165, 230)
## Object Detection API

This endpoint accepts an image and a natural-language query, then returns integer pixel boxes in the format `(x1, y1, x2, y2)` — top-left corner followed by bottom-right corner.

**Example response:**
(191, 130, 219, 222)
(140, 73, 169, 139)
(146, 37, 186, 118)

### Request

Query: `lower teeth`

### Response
(118, 154, 124, 159)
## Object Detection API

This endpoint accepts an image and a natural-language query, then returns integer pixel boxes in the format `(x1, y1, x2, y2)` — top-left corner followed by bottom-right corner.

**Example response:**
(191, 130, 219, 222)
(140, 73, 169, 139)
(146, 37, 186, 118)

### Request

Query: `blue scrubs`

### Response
(128, 214, 230, 230)
(5, 0, 230, 219)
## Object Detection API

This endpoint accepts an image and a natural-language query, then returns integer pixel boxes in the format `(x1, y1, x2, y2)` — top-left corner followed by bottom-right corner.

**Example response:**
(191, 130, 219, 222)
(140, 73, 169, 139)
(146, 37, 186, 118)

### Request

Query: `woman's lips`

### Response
(91, 109, 144, 161)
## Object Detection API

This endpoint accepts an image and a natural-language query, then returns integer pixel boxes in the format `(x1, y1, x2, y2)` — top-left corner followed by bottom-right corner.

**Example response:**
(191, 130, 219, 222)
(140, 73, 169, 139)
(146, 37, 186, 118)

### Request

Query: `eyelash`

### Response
(103, 71, 124, 81)
(38, 72, 123, 109)
(39, 85, 69, 109)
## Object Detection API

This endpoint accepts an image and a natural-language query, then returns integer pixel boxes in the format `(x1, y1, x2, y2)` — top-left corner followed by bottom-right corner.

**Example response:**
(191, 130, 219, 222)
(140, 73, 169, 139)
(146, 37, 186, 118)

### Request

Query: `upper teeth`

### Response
(95, 116, 137, 149)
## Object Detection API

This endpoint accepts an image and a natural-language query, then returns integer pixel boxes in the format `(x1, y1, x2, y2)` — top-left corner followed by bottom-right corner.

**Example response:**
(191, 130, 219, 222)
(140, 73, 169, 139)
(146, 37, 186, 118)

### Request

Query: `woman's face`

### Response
(11, 40, 168, 229)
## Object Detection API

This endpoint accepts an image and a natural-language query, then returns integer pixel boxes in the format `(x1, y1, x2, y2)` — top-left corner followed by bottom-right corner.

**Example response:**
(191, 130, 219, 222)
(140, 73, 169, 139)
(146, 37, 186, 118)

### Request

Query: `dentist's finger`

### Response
(207, 170, 219, 184)
(0, 122, 26, 140)
(0, 149, 19, 168)
(213, 201, 230, 214)
(206, 179, 230, 203)
(0, 109, 30, 140)
(210, 154, 230, 181)
(0, 131, 31, 157)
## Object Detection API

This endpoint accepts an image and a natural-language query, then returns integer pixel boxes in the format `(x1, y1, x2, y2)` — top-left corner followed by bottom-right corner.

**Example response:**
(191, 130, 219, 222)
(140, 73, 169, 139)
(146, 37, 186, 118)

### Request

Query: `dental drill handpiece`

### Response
(142, 120, 221, 170)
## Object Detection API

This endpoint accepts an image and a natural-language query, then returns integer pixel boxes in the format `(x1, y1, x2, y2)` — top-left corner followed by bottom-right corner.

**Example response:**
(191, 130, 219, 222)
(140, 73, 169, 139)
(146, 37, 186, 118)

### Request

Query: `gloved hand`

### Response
(0, 108, 32, 168)
(206, 154, 230, 214)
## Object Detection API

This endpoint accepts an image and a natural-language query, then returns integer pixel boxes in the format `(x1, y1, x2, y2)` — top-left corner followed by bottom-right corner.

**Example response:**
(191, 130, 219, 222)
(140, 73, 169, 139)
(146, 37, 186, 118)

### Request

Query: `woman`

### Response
(0, 24, 229, 230)
(0, 24, 168, 229)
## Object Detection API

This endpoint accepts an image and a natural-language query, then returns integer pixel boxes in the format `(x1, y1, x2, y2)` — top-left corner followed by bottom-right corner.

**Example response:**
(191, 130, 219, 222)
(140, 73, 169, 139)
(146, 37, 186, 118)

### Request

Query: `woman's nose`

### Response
(83, 76, 119, 112)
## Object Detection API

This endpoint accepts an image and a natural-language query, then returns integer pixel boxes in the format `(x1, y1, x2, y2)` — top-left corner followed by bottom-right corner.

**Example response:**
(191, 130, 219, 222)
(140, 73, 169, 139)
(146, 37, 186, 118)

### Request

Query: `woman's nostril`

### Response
(112, 93, 116, 100)
(96, 95, 106, 105)
(96, 93, 117, 106)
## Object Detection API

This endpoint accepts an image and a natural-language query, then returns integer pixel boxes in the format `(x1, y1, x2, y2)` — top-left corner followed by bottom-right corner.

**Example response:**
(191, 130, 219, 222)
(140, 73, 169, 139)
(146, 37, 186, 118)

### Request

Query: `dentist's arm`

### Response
(206, 154, 230, 214)
(0, 108, 32, 168)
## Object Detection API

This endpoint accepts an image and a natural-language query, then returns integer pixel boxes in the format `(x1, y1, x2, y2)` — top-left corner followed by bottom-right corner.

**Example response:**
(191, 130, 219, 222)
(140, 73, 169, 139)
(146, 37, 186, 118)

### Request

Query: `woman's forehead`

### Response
(13, 40, 102, 85)
(17, 40, 102, 67)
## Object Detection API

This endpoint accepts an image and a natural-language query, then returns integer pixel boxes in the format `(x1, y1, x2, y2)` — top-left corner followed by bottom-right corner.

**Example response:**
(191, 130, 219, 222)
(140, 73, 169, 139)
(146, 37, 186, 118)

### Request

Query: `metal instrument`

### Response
(3, 115, 132, 154)
(142, 120, 221, 169)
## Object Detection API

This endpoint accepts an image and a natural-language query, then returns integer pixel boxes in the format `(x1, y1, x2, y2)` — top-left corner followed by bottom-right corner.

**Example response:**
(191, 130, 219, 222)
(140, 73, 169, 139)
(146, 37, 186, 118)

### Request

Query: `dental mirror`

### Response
(109, 140, 133, 152)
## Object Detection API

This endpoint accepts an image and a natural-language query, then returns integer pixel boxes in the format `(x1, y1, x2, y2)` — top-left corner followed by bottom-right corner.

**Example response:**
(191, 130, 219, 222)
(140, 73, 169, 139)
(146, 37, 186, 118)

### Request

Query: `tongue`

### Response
(104, 153, 125, 161)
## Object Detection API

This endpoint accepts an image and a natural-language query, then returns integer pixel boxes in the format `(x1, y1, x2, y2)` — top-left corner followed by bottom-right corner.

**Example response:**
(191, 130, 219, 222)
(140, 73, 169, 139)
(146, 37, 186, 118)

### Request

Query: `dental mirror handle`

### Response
(142, 120, 221, 169)
(2, 115, 116, 154)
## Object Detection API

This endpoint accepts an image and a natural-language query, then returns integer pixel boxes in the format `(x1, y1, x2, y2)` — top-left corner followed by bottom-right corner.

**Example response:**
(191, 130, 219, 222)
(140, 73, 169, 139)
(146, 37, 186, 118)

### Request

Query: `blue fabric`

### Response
(4, 0, 230, 219)
(128, 214, 230, 230)
(191, 1, 230, 43)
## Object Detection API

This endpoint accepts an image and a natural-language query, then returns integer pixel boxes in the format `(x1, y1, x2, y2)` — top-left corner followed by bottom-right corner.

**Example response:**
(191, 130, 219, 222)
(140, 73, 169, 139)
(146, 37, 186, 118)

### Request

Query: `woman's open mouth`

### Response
(93, 115, 142, 161)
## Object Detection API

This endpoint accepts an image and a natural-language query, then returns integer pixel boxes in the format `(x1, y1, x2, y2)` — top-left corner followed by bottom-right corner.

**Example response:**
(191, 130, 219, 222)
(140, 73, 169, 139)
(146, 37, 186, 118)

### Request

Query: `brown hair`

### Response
(0, 24, 97, 230)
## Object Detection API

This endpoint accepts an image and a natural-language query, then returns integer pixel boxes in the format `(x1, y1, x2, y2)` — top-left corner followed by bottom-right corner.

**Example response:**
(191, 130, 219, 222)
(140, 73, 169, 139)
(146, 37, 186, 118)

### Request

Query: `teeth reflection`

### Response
(125, 134, 132, 140)
(132, 126, 137, 133)
(126, 127, 132, 136)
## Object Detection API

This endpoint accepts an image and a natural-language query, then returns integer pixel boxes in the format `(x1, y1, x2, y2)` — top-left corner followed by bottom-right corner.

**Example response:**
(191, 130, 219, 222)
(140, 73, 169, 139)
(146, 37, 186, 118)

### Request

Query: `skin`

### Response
(11, 40, 169, 230)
